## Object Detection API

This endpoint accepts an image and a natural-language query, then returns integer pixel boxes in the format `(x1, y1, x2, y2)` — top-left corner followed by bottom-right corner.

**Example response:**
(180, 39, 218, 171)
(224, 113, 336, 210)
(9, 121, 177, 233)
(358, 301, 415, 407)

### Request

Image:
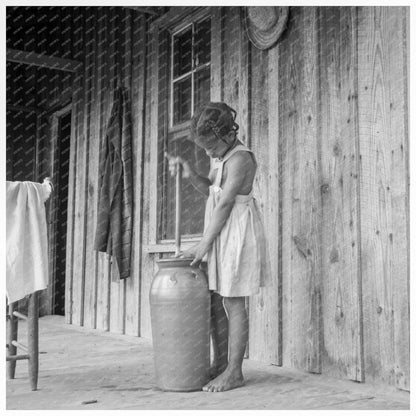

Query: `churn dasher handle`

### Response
(175, 161, 183, 257)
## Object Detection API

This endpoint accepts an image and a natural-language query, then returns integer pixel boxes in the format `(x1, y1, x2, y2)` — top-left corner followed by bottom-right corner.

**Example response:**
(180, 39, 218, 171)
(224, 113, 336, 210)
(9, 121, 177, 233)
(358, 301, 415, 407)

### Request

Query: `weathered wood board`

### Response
(248, 42, 281, 365)
(95, 8, 111, 332)
(318, 7, 363, 381)
(140, 24, 157, 339)
(69, 8, 87, 327)
(125, 11, 147, 337)
(83, 6, 99, 330)
(279, 7, 322, 373)
(357, 6, 409, 390)
(222, 7, 241, 121)
(210, 7, 223, 102)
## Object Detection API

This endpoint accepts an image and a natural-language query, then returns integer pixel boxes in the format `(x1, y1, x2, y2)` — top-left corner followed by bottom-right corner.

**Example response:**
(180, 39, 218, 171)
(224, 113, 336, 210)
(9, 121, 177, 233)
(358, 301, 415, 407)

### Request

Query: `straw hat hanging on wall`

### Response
(244, 6, 289, 50)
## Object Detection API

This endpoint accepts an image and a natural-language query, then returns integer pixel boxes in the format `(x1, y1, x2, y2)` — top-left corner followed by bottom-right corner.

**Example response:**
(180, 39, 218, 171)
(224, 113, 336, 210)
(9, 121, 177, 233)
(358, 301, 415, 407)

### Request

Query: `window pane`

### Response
(165, 137, 210, 238)
(194, 66, 211, 110)
(162, 15, 212, 239)
(173, 27, 192, 78)
(194, 18, 211, 67)
(173, 76, 192, 124)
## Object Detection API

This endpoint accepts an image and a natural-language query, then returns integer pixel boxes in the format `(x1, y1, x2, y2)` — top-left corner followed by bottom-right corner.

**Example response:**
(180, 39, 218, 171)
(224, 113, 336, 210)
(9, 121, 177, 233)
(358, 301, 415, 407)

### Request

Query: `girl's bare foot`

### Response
(209, 361, 228, 380)
(203, 367, 244, 392)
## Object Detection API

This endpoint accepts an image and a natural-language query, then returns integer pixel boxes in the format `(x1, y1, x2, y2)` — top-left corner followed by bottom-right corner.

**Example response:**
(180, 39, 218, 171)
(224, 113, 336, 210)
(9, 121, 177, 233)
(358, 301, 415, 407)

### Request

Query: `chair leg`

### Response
(27, 292, 39, 391)
(7, 302, 18, 379)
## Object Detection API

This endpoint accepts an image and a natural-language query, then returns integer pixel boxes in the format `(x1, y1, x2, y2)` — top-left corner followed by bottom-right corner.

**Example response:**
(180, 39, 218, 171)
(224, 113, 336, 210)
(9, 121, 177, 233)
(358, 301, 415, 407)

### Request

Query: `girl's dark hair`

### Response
(190, 102, 239, 140)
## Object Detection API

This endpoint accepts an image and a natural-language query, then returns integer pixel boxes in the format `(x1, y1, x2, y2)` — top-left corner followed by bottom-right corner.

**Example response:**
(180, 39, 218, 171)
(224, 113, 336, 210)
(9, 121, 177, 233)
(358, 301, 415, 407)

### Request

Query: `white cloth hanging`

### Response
(6, 179, 52, 303)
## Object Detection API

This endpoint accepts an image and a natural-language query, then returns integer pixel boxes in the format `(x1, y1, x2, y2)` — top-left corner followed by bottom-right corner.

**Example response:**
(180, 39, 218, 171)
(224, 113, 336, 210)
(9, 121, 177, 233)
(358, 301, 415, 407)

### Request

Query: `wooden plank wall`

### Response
(279, 7, 322, 373)
(95, 8, 112, 332)
(108, 9, 125, 334)
(248, 24, 281, 364)
(318, 7, 363, 382)
(128, 8, 147, 337)
(61, 6, 409, 390)
(67, 8, 87, 326)
(83, 7, 99, 330)
(65, 7, 150, 337)
(357, 6, 409, 389)
(140, 17, 158, 340)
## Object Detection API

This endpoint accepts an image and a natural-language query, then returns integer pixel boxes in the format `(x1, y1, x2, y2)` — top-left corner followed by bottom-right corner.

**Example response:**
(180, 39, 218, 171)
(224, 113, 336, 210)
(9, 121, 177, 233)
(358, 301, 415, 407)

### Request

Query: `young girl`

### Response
(167, 102, 270, 392)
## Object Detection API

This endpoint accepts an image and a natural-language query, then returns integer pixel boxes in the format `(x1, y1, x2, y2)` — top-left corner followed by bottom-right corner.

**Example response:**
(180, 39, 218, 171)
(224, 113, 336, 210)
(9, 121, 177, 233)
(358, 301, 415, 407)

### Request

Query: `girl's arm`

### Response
(187, 164, 212, 197)
(166, 152, 212, 196)
(183, 152, 251, 265)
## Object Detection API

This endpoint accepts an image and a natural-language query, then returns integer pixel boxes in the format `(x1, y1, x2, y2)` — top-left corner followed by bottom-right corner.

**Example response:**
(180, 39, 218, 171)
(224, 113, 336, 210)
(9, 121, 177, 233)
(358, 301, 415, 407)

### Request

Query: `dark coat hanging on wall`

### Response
(94, 86, 133, 280)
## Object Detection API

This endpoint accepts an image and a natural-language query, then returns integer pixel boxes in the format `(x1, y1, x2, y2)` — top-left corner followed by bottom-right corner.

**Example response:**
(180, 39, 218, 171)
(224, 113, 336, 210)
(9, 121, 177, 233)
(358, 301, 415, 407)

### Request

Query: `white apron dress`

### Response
(204, 144, 271, 297)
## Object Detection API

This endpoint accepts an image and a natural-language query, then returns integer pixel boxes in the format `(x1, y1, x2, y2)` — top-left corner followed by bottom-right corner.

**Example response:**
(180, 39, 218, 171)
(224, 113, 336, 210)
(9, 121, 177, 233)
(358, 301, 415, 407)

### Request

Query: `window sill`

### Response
(144, 237, 201, 253)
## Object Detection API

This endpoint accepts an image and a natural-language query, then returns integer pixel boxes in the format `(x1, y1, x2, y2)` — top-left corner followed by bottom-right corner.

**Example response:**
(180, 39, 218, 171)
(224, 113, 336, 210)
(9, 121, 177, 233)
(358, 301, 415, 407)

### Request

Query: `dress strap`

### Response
(213, 144, 253, 188)
(221, 144, 252, 163)
(213, 160, 224, 187)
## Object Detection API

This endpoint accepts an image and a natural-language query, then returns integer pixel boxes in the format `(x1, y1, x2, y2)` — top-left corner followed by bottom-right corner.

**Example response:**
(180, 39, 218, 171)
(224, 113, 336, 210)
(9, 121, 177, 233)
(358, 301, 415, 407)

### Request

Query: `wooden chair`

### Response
(6, 291, 39, 391)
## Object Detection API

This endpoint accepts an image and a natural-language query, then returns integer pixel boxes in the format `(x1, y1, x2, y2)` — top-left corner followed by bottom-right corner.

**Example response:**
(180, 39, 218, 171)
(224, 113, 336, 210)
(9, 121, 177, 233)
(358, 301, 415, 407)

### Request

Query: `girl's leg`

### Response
(203, 296, 247, 392)
(210, 292, 228, 376)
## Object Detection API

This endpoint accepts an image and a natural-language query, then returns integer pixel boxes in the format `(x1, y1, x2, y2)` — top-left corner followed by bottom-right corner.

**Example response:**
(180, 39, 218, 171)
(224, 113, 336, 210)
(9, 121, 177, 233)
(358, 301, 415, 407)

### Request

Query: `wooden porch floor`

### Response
(6, 315, 410, 410)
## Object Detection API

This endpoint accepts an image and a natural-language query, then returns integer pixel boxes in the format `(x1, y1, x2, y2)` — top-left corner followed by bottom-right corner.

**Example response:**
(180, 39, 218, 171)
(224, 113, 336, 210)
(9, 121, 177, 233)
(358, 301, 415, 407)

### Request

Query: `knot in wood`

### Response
(333, 143, 341, 156)
(293, 235, 311, 259)
(321, 184, 330, 194)
(330, 247, 339, 263)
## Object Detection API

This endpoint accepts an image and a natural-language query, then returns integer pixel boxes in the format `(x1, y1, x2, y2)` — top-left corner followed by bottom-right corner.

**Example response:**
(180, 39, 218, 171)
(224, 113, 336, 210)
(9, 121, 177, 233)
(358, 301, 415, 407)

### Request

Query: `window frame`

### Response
(170, 19, 211, 128)
(146, 6, 222, 253)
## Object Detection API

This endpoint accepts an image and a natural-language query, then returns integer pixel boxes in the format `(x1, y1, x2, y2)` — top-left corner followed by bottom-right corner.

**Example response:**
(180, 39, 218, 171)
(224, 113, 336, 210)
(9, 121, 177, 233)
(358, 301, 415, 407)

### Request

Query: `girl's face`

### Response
(195, 131, 233, 159)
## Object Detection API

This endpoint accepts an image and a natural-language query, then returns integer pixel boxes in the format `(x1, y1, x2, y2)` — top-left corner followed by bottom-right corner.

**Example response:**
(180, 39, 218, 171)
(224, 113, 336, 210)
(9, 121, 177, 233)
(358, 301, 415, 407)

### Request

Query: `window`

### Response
(157, 14, 212, 241)
(171, 18, 211, 126)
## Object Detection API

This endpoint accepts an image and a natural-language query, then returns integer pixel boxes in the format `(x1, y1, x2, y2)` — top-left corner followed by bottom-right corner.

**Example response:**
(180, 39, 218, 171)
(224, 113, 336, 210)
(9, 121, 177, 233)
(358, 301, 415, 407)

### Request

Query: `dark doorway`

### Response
(51, 111, 71, 315)
(6, 108, 38, 181)
(6, 107, 41, 316)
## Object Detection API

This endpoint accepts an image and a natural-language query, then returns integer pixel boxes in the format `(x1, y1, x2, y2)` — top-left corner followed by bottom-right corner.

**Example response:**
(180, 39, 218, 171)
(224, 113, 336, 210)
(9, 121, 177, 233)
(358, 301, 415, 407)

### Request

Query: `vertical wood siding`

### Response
(62, 6, 409, 389)
(65, 8, 152, 337)
(139, 17, 156, 339)
(83, 6, 99, 330)
(69, 9, 87, 326)
(279, 7, 323, 373)
(95, 8, 112, 332)
(318, 7, 363, 382)
(127, 10, 148, 337)
(223, 8, 241, 120)
(357, 6, 409, 389)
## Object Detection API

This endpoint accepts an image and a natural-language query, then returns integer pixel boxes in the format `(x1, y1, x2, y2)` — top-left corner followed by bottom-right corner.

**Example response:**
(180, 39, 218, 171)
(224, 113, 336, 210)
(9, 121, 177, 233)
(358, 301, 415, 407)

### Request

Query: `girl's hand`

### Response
(165, 152, 192, 178)
(180, 242, 211, 266)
